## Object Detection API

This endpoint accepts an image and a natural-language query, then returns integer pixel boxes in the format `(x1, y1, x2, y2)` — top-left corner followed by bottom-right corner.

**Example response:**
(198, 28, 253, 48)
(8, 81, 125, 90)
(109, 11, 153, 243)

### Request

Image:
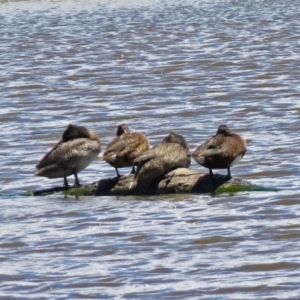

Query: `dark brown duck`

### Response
(34, 124, 101, 187)
(191, 124, 247, 178)
(133, 131, 191, 184)
(102, 124, 150, 177)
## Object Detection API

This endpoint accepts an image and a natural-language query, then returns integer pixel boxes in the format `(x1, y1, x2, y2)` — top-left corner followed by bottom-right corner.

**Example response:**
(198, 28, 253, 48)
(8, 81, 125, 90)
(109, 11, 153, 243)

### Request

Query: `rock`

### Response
(64, 168, 256, 197)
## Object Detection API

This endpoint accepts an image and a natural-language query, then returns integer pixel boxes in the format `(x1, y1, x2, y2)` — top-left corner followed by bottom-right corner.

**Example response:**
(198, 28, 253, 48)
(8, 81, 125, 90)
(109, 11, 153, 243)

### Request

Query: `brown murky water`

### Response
(1, 0, 300, 298)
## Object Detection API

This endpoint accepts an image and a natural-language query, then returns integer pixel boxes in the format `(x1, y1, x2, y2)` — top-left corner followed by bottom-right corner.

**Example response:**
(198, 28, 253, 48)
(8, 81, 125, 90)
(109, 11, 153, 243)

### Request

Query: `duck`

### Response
(34, 123, 101, 187)
(191, 124, 247, 179)
(102, 124, 150, 177)
(133, 131, 191, 184)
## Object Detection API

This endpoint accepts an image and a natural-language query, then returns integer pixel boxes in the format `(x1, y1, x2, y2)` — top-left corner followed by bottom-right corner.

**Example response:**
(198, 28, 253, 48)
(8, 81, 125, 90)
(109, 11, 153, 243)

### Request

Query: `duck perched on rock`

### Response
(191, 124, 247, 179)
(34, 124, 101, 187)
(102, 124, 150, 177)
(133, 131, 191, 184)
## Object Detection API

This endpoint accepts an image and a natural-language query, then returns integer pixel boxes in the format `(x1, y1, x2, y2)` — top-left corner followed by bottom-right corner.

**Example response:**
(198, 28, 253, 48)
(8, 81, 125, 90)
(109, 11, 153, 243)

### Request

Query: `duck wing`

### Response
(36, 140, 63, 169)
(133, 150, 155, 164)
(104, 137, 126, 155)
(36, 138, 93, 169)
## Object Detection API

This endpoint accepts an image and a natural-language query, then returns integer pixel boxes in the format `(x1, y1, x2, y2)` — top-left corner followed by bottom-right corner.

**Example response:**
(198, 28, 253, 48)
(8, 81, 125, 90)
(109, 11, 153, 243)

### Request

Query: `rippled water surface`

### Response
(1, 0, 300, 298)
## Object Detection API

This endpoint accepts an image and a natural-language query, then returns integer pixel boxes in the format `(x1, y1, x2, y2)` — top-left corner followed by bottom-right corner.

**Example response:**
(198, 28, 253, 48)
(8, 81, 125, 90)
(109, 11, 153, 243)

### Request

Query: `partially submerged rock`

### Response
(27, 168, 269, 197)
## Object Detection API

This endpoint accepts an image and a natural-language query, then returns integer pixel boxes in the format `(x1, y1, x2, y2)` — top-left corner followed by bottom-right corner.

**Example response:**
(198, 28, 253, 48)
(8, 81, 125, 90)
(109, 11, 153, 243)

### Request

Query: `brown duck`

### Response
(133, 131, 191, 184)
(191, 124, 247, 178)
(34, 124, 101, 187)
(102, 124, 150, 177)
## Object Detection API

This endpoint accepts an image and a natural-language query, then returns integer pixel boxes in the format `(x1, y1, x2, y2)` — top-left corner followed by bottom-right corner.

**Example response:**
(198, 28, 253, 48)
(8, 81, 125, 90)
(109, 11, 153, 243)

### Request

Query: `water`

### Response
(1, 0, 300, 298)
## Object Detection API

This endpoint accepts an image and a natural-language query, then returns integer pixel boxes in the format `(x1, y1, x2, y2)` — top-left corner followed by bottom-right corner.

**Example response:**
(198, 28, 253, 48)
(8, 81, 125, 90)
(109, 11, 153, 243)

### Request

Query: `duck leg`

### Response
(115, 168, 121, 178)
(130, 166, 136, 174)
(209, 168, 214, 177)
(74, 172, 81, 187)
(63, 177, 69, 187)
(227, 167, 232, 179)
